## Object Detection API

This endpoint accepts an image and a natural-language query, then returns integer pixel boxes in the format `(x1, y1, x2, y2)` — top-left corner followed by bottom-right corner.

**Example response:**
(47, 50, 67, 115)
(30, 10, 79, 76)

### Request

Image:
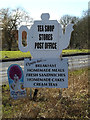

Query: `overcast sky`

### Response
(0, 0, 89, 20)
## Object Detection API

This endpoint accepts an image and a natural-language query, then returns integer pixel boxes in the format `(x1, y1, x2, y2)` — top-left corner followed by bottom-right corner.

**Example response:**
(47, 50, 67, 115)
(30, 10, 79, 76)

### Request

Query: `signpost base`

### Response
(33, 89, 38, 101)
(29, 88, 32, 99)
(58, 88, 63, 99)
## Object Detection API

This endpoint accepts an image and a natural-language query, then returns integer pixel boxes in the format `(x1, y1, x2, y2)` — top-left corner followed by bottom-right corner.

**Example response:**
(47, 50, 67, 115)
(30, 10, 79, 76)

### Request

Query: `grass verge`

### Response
(2, 67, 89, 119)
(0, 49, 90, 60)
(0, 51, 31, 60)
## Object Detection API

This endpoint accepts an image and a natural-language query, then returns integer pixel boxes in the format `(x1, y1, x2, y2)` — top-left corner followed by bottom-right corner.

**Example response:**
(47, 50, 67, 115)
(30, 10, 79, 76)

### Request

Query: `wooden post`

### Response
(28, 57, 32, 100)
(33, 89, 38, 101)
(29, 88, 32, 99)
(59, 54, 63, 99)
(59, 88, 62, 99)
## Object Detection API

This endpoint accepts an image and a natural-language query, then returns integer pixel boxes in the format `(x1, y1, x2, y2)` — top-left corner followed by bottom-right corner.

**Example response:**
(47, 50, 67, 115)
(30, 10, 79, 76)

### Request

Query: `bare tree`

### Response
(59, 13, 88, 49)
(1, 8, 33, 50)
(60, 15, 79, 33)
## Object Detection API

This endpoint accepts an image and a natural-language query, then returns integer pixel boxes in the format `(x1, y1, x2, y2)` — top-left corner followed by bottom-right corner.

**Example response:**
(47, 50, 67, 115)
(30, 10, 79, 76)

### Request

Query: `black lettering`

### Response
(45, 25, 54, 32)
(52, 69, 64, 72)
(37, 25, 44, 32)
(26, 73, 38, 77)
(33, 83, 48, 86)
(48, 83, 57, 86)
(39, 34, 53, 40)
(45, 42, 57, 49)
(35, 42, 44, 49)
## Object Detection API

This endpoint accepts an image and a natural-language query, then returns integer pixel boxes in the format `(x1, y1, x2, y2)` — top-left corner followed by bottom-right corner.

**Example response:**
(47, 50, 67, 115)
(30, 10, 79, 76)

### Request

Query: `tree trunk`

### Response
(8, 47, 12, 51)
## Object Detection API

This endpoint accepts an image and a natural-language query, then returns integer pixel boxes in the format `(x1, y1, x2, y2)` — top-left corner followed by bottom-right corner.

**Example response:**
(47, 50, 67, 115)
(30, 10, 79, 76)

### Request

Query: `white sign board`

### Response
(19, 13, 73, 58)
(24, 58, 68, 88)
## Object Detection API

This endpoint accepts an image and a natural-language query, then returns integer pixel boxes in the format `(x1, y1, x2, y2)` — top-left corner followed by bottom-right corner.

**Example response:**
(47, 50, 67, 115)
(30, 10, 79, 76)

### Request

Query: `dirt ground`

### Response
(1, 68, 89, 120)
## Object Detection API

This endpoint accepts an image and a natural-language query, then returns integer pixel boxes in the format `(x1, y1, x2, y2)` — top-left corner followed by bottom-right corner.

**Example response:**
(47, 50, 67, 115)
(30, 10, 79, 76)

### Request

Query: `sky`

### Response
(0, 0, 89, 21)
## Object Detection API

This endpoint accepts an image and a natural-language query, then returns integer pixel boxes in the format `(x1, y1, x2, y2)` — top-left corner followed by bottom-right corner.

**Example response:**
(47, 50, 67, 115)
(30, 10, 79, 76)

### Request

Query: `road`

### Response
(0, 55, 90, 85)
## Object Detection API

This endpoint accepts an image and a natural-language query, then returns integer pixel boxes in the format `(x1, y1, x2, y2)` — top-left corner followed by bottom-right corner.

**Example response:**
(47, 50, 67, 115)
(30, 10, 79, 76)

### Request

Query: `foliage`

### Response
(0, 8, 33, 51)
(70, 14, 88, 49)
(60, 10, 89, 49)
(1, 8, 89, 51)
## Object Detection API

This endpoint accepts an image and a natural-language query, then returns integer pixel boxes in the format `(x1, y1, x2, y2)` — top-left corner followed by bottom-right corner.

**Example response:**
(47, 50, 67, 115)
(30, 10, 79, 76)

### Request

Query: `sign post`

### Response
(18, 13, 74, 100)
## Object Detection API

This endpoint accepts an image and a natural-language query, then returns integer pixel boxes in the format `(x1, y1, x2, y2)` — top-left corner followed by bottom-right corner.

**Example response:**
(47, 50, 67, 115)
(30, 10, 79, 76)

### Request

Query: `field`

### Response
(1, 68, 89, 119)
(0, 49, 89, 60)
(0, 51, 31, 60)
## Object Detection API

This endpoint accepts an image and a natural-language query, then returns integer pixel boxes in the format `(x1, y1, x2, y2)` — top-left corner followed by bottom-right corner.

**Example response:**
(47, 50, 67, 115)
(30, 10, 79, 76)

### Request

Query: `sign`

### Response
(18, 13, 73, 89)
(24, 58, 68, 88)
(19, 13, 73, 58)
(7, 64, 26, 99)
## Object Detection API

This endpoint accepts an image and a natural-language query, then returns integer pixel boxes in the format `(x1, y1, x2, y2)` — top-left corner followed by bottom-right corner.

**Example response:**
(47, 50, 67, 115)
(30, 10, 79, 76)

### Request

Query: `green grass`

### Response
(0, 49, 89, 60)
(69, 67, 88, 76)
(62, 49, 89, 54)
(0, 51, 31, 60)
